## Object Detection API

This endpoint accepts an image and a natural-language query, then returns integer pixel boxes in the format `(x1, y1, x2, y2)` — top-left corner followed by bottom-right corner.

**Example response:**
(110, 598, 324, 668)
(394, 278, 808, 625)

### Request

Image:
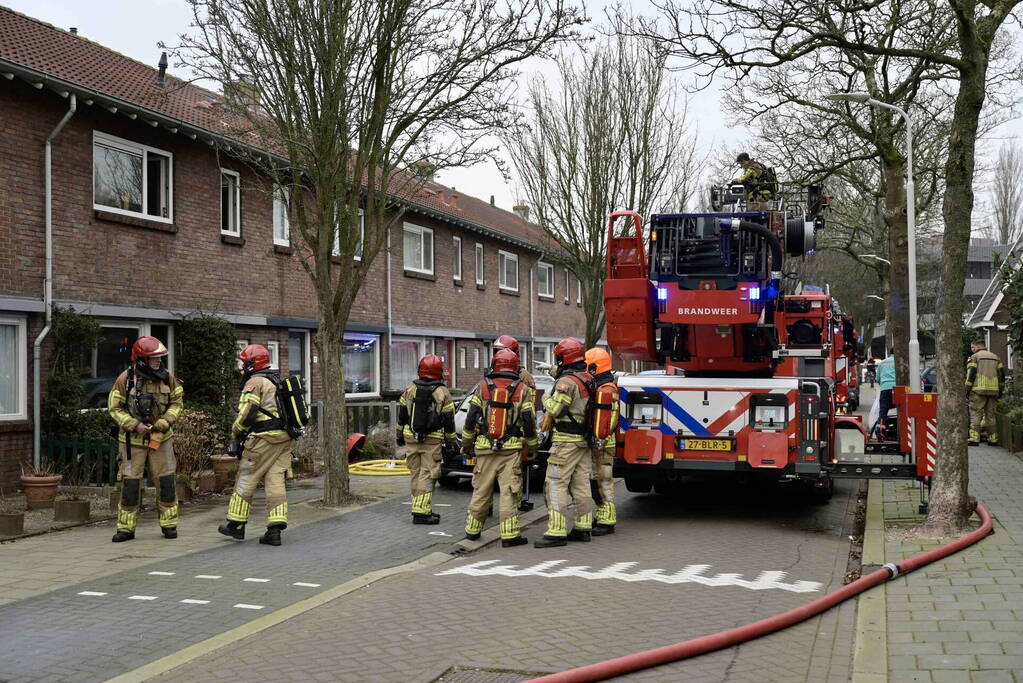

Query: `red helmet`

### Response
(131, 335, 168, 364)
(585, 348, 612, 375)
(554, 337, 585, 366)
(490, 349, 520, 375)
(493, 335, 520, 356)
(418, 354, 444, 380)
(238, 344, 271, 374)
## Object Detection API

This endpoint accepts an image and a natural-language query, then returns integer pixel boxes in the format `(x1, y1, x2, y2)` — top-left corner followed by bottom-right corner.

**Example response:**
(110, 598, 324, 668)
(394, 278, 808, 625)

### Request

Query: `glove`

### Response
(461, 442, 474, 457)
(227, 438, 244, 459)
(152, 419, 170, 432)
(527, 445, 538, 461)
(396, 436, 406, 447)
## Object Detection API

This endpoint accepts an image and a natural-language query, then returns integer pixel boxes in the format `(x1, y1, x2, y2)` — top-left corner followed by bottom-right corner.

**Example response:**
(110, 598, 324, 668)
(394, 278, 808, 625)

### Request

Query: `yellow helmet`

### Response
(585, 348, 612, 375)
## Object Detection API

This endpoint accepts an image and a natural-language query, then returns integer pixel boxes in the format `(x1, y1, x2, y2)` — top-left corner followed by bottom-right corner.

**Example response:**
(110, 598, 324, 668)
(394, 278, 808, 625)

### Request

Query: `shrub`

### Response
(173, 409, 223, 480)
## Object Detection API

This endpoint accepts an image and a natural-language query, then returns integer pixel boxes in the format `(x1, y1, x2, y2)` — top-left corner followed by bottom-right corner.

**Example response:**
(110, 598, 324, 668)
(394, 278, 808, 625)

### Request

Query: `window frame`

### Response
(220, 168, 241, 236)
(452, 236, 463, 282)
(344, 333, 381, 399)
(577, 279, 582, 306)
(236, 339, 249, 371)
(473, 347, 480, 369)
(532, 343, 551, 372)
(498, 250, 519, 292)
(403, 222, 435, 275)
(459, 346, 466, 369)
(564, 268, 570, 303)
(92, 130, 174, 223)
(333, 208, 365, 260)
(0, 316, 27, 421)
(266, 340, 280, 370)
(537, 261, 555, 298)
(475, 243, 485, 285)
(273, 184, 290, 246)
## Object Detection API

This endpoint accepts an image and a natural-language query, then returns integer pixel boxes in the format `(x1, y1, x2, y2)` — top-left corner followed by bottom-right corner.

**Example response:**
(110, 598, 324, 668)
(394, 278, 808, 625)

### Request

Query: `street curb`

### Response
(454, 501, 550, 552)
(105, 551, 455, 683)
(851, 480, 887, 683)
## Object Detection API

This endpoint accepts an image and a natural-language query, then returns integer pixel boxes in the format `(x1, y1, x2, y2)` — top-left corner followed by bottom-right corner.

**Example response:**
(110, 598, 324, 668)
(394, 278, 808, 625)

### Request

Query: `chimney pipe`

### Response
(69, 27, 78, 35)
(157, 52, 168, 89)
(490, 195, 495, 207)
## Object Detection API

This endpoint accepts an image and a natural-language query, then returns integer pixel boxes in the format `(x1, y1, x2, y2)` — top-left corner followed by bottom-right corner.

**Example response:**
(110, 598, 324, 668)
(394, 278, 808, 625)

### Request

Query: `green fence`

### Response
(997, 411, 1023, 454)
(43, 435, 119, 486)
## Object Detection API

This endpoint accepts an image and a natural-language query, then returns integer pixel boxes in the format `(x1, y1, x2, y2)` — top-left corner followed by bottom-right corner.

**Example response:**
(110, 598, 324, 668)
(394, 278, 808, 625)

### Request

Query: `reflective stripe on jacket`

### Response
(233, 375, 290, 442)
(544, 372, 590, 444)
(108, 369, 184, 447)
(397, 382, 456, 444)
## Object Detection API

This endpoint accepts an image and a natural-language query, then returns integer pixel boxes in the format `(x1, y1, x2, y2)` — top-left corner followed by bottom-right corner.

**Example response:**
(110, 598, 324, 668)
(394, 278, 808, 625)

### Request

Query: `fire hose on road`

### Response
(530, 503, 994, 683)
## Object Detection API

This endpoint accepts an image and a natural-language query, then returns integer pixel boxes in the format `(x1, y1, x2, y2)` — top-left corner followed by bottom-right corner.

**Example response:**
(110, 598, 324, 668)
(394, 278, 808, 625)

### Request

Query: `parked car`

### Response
(922, 365, 939, 393)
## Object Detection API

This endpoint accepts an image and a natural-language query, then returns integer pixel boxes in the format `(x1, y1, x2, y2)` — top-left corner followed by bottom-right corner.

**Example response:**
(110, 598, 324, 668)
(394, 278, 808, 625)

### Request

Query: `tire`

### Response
(653, 479, 679, 495)
(624, 476, 653, 493)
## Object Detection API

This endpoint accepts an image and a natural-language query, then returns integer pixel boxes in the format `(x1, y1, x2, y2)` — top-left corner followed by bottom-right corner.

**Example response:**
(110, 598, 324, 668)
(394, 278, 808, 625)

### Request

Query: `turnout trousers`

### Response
(226, 436, 292, 527)
(465, 449, 523, 539)
(543, 441, 593, 537)
(591, 445, 617, 526)
(117, 440, 178, 532)
(405, 441, 442, 515)
(969, 393, 999, 443)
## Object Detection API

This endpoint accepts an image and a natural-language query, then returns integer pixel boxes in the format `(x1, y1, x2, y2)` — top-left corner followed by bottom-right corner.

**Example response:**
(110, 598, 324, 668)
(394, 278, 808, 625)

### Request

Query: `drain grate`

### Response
(433, 666, 537, 682)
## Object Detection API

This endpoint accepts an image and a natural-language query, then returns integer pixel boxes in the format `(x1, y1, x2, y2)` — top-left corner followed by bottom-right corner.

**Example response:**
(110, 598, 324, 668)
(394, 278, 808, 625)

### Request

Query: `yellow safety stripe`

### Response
(499, 516, 521, 540)
(575, 512, 593, 531)
(411, 492, 433, 514)
(117, 509, 137, 532)
(226, 493, 251, 523)
(546, 510, 568, 537)
(465, 512, 485, 534)
(596, 502, 617, 525)
(159, 505, 179, 527)
(268, 503, 288, 524)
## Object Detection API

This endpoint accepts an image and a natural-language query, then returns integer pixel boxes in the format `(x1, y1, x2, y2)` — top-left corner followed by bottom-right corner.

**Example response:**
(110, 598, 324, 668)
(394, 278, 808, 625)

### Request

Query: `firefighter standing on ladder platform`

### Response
(966, 339, 1005, 446)
(586, 348, 619, 536)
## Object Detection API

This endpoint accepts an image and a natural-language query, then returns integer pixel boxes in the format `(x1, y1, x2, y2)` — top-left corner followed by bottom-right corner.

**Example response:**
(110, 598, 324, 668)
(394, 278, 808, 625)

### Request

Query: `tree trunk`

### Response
(925, 62, 988, 535)
(882, 156, 911, 385)
(317, 320, 351, 506)
(584, 277, 605, 348)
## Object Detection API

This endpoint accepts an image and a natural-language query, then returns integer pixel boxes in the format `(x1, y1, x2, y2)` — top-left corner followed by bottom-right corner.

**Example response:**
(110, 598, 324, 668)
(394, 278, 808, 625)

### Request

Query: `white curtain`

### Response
(0, 324, 18, 416)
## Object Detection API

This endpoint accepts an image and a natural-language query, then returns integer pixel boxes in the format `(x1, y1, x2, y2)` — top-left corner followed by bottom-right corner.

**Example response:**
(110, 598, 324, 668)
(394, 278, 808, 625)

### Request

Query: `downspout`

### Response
(529, 264, 535, 347)
(33, 93, 76, 469)
(385, 223, 393, 389)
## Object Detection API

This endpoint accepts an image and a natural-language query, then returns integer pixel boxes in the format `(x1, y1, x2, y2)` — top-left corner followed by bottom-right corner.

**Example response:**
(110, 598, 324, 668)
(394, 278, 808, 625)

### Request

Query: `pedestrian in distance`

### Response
(966, 339, 1005, 446)
(218, 344, 294, 546)
(461, 349, 538, 547)
(535, 337, 595, 548)
(108, 336, 184, 542)
(585, 347, 619, 536)
(493, 334, 538, 513)
(870, 351, 896, 440)
(396, 354, 457, 524)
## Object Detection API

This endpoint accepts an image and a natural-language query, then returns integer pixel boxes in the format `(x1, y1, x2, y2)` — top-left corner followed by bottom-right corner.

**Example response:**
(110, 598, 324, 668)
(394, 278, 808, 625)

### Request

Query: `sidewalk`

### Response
(862, 443, 1023, 682)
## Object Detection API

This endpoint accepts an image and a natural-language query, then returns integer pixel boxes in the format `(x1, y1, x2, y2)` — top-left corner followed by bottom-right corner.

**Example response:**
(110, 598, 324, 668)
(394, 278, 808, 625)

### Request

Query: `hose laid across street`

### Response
(529, 503, 995, 683)
(348, 459, 411, 476)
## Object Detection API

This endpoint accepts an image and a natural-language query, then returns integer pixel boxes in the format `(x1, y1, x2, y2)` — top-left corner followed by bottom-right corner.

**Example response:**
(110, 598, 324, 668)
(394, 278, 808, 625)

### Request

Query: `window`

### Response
(475, 243, 484, 285)
(0, 317, 26, 420)
(459, 347, 466, 369)
(403, 223, 434, 274)
(273, 184, 290, 246)
(333, 208, 364, 260)
(453, 237, 463, 281)
(537, 262, 554, 298)
(499, 251, 519, 291)
(236, 339, 249, 371)
(577, 279, 582, 305)
(343, 334, 380, 397)
(390, 337, 427, 390)
(564, 268, 570, 303)
(220, 169, 241, 236)
(288, 330, 310, 401)
(266, 341, 280, 369)
(79, 322, 173, 408)
(473, 348, 480, 369)
(532, 344, 551, 371)
(93, 131, 172, 222)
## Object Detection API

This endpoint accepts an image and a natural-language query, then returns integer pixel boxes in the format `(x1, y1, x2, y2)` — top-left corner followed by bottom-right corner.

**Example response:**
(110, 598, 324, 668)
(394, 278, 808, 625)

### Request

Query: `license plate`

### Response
(681, 438, 733, 452)
(463, 457, 476, 466)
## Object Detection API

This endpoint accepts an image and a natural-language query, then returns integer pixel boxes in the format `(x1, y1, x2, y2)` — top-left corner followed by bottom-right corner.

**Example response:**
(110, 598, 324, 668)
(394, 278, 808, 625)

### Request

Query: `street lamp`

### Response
(827, 91, 920, 392)
(862, 254, 891, 266)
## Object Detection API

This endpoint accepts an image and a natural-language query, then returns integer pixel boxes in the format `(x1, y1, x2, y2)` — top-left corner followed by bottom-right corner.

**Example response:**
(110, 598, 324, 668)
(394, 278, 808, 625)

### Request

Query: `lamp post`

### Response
(827, 92, 920, 392)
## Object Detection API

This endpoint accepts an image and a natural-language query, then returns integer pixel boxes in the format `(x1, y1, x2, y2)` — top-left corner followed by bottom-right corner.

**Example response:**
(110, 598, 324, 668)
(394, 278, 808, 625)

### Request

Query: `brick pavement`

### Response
(160, 477, 862, 683)
(880, 444, 1023, 683)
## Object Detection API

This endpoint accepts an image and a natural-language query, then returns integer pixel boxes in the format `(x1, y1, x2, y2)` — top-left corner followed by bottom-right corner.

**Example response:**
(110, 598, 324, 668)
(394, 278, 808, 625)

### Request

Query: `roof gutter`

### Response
(34, 92, 76, 470)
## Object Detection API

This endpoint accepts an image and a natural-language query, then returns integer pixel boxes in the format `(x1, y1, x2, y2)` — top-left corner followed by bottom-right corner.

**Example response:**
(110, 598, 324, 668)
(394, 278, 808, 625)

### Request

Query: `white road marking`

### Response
(243, 578, 270, 583)
(428, 531, 452, 537)
(436, 560, 823, 594)
(148, 571, 175, 576)
(234, 603, 264, 610)
(292, 582, 321, 588)
(401, 502, 452, 507)
(195, 575, 222, 579)
(180, 599, 210, 605)
(128, 595, 159, 601)
(78, 591, 107, 596)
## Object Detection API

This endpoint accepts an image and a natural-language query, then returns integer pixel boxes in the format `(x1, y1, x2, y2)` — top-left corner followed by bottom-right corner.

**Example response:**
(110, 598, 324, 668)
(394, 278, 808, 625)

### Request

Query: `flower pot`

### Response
(0, 512, 24, 536)
(176, 481, 193, 502)
(196, 473, 217, 493)
(211, 455, 237, 490)
(54, 499, 91, 523)
(20, 474, 62, 510)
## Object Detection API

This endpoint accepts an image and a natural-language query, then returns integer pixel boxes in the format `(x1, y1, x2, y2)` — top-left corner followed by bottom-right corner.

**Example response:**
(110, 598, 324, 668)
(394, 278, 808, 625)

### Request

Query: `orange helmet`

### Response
(553, 337, 585, 366)
(585, 348, 612, 375)
(493, 335, 520, 356)
(418, 354, 444, 380)
(131, 335, 168, 364)
(238, 344, 271, 374)
(490, 349, 519, 375)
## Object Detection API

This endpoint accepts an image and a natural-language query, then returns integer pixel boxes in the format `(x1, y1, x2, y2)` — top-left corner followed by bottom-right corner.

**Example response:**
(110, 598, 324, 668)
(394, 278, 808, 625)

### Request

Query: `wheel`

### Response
(624, 476, 653, 493)
(653, 479, 679, 495)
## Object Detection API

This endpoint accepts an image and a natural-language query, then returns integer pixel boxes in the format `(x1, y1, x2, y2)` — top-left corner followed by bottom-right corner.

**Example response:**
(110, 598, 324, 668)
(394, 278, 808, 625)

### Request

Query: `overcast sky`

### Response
(7, 0, 1017, 222)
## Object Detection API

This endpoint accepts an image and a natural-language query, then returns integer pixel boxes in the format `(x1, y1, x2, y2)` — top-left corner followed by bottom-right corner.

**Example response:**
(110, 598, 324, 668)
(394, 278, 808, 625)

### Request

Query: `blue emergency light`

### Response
(657, 287, 669, 301)
(748, 286, 761, 301)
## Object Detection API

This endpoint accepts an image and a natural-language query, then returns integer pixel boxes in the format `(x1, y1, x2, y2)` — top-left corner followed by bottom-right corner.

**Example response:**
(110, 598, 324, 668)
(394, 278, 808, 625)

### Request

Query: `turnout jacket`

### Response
(462, 371, 538, 453)
(108, 369, 184, 448)
(233, 373, 290, 443)
(967, 350, 1005, 397)
(544, 369, 591, 444)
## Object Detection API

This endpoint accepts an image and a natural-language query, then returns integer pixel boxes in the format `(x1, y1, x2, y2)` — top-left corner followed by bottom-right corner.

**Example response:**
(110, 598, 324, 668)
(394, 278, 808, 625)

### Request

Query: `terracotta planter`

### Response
(176, 481, 193, 502)
(20, 474, 62, 510)
(211, 455, 237, 490)
(0, 512, 24, 536)
(54, 499, 91, 523)
(196, 473, 217, 493)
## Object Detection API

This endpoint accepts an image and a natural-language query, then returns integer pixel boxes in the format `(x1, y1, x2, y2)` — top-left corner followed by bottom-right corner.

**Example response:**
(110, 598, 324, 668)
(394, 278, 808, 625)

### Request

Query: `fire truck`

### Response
(604, 183, 937, 505)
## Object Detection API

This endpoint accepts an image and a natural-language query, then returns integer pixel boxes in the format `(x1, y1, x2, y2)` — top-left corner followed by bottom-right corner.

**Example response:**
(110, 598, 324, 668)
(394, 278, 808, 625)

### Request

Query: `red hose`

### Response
(529, 503, 994, 683)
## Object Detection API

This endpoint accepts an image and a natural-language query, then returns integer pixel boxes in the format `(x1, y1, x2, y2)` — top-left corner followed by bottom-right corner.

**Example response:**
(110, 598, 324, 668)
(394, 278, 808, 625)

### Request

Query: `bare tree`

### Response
(502, 35, 700, 347)
(991, 142, 1023, 245)
(171, 0, 582, 504)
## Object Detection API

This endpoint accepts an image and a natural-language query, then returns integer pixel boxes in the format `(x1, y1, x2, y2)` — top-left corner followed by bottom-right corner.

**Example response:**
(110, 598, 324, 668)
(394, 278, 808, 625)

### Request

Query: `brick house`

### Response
(0, 7, 592, 488)
(967, 232, 1023, 373)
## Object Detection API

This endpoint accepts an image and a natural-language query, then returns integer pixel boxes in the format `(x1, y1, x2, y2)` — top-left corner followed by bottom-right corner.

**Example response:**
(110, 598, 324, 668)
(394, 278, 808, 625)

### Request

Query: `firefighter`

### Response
(396, 354, 456, 524)
(535, 337, 594, 548)
(585, 348, 619, 536)
(108, 336, 184, 542)
(732, 152, 772, 209)
(493, 334, 538, 512)
(462, 349, 537, 546)
(967, 339, 1005, 446)
(218, 344, 294, 546)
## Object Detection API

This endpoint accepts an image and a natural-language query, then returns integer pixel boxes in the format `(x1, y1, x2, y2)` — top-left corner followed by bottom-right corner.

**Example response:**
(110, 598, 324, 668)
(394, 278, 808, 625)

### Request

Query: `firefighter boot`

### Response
(591, 523, 615, 536)
(259, 524, 285, 546)
(413, 512, 441, 525)
(218, 520, 246, 540)
(502, 536, 528, 548)
(111, 530, 135, 543)
(534, 535, 568, 548)
(567, 529, 592, 542)
(162, 527, 178, 539)
(518, 500, 534, 512)
(969, 429, 980, 447)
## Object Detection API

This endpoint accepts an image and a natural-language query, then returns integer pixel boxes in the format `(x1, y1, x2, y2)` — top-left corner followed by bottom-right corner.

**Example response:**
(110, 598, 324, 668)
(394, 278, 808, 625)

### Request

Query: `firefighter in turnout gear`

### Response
(585, 348, 619, 536)
(493, 334, 538, 512)
(732, 152, 773, 209)
(218, 344, 294, 546)
(462, 349, 538, 547)
(535, 337, 594, 548)
(108, 336, 184, 542)
(966, 340, 1006, 446)
(397, 355, 456, 524)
